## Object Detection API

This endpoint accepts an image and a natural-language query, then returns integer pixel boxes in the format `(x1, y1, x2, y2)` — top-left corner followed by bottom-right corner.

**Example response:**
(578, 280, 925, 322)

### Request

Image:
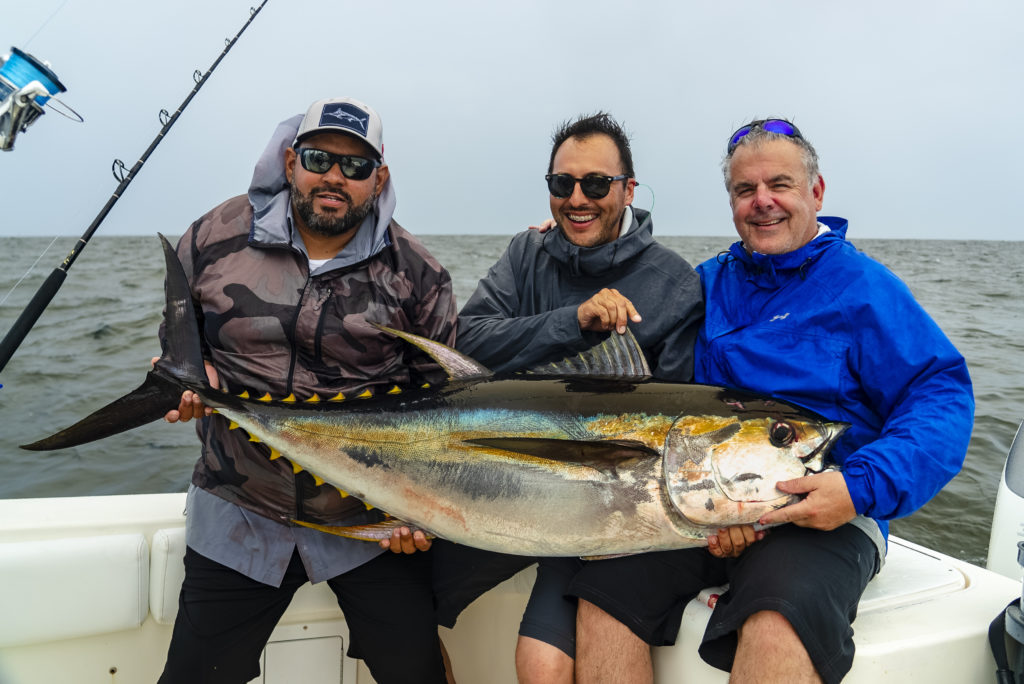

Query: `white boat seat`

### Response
(149, 527, 186, 624)
(0, 533, 149, 647)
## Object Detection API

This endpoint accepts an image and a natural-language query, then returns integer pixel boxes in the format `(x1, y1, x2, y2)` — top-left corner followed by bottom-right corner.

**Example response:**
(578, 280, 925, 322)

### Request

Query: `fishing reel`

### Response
(0, 47, 79, 151)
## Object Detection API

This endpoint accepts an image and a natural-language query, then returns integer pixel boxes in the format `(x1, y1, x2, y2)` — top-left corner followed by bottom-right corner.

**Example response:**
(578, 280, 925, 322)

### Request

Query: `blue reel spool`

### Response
(0, 47, 66, 104)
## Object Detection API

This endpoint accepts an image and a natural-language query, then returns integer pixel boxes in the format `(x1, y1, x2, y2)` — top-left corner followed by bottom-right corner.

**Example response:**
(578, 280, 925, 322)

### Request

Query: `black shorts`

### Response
(568, 524, 878, 684)
(432, 541, 582, 657)
(159, 546, 446, 684)
(432, 540, 536, 628)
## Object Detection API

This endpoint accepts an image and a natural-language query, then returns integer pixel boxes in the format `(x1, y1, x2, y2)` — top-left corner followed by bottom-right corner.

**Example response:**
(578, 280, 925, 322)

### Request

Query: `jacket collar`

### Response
(541, 207, 655, 277)
(726, 216, 848, 285)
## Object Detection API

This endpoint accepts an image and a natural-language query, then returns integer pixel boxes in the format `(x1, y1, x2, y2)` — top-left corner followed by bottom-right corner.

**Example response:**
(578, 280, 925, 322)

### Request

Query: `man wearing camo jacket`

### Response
(157, 97, 457, 684)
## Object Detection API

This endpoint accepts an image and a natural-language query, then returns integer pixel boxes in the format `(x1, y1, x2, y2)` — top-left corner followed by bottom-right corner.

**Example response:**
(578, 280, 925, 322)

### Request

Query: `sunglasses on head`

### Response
(545, 173, 629, 200)
(727, 119, 804, 153)
(297, 148, 381, 180)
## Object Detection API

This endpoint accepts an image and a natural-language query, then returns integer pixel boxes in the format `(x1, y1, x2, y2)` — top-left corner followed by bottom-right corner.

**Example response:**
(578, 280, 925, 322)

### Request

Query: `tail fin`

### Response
(21, 234, 208, 451)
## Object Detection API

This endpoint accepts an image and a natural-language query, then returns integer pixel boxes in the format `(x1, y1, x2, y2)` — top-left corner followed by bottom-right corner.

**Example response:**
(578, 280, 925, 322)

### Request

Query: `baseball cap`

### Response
(294, 97, 383, 159)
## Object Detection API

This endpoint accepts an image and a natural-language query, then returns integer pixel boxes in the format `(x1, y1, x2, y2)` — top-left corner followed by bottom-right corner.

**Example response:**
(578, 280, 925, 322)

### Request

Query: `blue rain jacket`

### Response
(695, 217, 973, 539)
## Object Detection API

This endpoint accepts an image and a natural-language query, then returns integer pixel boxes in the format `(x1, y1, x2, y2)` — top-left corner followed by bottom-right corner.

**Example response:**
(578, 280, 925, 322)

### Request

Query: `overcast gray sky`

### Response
(1, 0, 1020, 240)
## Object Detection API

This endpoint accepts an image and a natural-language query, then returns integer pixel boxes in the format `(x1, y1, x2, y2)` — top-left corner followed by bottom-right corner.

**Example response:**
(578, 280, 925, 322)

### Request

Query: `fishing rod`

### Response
(0, 1, 270, 375)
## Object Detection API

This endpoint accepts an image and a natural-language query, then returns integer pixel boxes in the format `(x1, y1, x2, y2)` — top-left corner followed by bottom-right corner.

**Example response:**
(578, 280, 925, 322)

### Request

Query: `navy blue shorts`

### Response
(432, 541, 582, 657)
(567, 524, 878, 684)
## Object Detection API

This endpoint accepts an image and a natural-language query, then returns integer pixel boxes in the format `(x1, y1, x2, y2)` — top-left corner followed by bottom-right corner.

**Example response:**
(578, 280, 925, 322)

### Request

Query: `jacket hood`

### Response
(725, 216, 849, 286)
(246, 114, 397, 269)
(541, 207, 656, 277)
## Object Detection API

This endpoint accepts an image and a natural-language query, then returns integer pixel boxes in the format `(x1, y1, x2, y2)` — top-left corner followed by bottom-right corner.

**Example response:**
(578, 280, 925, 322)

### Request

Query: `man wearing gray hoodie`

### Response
(432, 112, 704, 684)
(158, 97, 456, 684)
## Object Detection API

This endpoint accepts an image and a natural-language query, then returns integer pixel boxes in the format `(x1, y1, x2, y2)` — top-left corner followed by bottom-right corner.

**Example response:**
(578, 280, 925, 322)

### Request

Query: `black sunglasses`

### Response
(297, 148, 381, 180)
(727, 119, 804, 153)
(545, 173, 629, 200)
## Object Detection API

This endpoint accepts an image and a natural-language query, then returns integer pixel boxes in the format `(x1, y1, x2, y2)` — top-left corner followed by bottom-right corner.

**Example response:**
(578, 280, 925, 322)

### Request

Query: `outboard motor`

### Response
(0, 47, 67, 150)
(986, 420, 1024, 682)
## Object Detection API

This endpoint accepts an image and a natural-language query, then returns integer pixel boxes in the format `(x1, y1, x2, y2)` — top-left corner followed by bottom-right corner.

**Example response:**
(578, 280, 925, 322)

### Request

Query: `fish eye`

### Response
(769, 421, 796, 448)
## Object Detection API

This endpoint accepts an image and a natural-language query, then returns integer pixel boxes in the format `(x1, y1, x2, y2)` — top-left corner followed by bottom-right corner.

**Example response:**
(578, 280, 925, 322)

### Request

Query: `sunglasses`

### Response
(727, 119, 804, 152)
(545, 173, 629, 200)
(297, 148, 381, 180)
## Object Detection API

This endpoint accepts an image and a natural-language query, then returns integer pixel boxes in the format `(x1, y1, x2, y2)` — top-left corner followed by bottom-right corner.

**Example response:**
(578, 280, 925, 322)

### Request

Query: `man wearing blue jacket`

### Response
(569, 118, 974, 684)
(432, 112, 704, 683)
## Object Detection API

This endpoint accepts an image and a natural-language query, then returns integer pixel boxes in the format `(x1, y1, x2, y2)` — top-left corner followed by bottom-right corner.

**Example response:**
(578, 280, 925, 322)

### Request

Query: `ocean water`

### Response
(0, 235, 1021, 567)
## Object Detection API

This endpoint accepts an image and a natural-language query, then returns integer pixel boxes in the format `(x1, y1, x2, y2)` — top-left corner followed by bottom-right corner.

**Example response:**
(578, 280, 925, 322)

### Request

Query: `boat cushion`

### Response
(150, 527, 187, 625)
(0, 533, 149, 647)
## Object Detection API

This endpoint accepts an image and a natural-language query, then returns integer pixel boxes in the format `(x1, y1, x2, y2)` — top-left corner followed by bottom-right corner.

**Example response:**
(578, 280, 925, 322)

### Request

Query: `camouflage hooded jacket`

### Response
(166, 117, 457, 526)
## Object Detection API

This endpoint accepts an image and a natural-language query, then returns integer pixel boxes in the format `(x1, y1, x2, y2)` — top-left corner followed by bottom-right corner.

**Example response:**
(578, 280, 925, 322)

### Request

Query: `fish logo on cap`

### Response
(320, 102, 370, 136)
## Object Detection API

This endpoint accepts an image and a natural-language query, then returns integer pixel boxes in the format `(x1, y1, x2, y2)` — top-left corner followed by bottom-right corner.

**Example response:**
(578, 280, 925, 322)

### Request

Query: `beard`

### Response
(290, 182, 377, 238)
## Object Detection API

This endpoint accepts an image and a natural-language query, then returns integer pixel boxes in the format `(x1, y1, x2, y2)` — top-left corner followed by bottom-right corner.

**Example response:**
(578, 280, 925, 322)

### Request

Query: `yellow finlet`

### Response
(248, 434, 261, 443)
(291, 461, 303, 474)
(357, 389, 373, 399)
(228, 421, 239, 430)
(269, 448, 282, 461)
(387, 385, 402, 395)
(258, 393, 273, 403)
(363, 501, 375, 511)
(238, 390, 250, 399)
(305, 393, 321, 403)
(337, 488, 350, 498)
(313, 474, 325, 486)
(282, 394, 297, 403)
(328, 392, 346, 402)
(421, 382, 431, 389)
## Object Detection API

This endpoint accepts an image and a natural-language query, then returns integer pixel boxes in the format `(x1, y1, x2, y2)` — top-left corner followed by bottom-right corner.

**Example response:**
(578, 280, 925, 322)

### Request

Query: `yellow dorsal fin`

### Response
(258, 393, 273, 403)
(305, 393, 321, 403)
(269, 448, 281, 460)
(387, 385, 401, 395)
(282, 394, 297, 403)
(357, 389, 373, 399)
(328, 392, 346, 402)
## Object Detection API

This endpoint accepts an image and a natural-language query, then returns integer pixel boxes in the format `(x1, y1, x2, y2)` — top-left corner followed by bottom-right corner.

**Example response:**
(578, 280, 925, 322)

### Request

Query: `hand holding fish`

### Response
(577, 288, 642, 334)
(707, 525, 765, 558)
(758, 470, 857, 531)
(379, 526, 433, 554)
(528, 218, 557, 233)
(152, 358, 219, 423)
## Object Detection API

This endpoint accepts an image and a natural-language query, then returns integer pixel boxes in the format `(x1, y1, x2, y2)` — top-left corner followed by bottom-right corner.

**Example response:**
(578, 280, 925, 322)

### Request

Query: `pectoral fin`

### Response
(464, 437, 658, 477)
